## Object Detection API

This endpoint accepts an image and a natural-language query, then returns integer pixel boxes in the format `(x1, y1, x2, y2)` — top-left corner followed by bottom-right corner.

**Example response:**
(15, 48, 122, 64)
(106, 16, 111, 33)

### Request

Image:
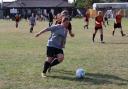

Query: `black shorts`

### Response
(47, 46, 63, 57)
(104, 17, 108, 21)
(114, 23, 122, 28)
(31, 24, 35, 27)
(85, 19, 89, 22)
(49, 19, 53, 22)
(95, 26, 102, 30)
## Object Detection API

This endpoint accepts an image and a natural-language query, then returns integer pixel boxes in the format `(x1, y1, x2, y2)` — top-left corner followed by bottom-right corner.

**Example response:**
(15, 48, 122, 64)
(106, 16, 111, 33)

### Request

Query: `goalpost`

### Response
(93, 3, 128, 17)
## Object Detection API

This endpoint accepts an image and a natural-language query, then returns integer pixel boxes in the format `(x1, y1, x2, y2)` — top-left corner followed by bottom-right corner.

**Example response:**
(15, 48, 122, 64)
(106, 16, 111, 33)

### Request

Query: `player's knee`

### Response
(57, 54, 64, 62)
(46, 57, 53, 63)
(58, 57, 64, 62)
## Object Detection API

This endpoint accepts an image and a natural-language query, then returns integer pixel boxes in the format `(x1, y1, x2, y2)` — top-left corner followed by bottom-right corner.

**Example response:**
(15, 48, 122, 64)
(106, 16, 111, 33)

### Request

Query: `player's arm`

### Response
(114, 16, 117, 23)
(114, 18, 117, 23)
(103, 19, 106, 27)
(69, 30, 75, 37)
(35, 25, 57, 37)
(68, 23, 75, 37)
(95, 17, 100, 24)
(35, 28, 49, 37)
(95, 21, 100, 24)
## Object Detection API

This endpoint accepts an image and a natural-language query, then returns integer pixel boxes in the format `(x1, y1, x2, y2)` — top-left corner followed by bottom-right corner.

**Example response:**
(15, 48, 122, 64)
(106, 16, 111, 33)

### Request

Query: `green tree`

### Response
(75, 0, 93, 8)
(74, 0, 85, 8)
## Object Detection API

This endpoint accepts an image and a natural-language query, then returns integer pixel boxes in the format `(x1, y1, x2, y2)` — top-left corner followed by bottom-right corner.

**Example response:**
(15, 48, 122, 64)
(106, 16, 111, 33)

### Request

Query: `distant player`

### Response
(93, 11, 105, 43)
(112, 11, 125, 36)
(29, 13, 36, 33)
(55, 10, 75, 37)
(35, 17, 74, 77)
(103, 9, 114, 26)
(15, 14, 20, 28)
(48, 11, 54, 27)
(84, 11, 90, 29)
(104, 12, 109, 25)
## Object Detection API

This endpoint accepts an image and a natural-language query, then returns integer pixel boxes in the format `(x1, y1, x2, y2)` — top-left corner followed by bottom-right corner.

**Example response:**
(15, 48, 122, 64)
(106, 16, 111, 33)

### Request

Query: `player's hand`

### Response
(70, 33, 75, 37)
(96, 21, 100, 24)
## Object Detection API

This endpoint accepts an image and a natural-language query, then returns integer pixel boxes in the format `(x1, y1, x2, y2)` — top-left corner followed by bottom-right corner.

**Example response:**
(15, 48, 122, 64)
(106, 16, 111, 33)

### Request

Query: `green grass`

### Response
(0, 18, 128, 89)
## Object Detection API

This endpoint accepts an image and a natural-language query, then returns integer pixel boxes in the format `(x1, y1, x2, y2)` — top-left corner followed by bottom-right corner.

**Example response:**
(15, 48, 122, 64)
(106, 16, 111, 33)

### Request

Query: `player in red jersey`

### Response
(112, 11, 125, 36)
(55, 10, 74, 37)
(84, 11, 90, 29)
(93, 11, 105, 43)
(15, 14, 20, 28)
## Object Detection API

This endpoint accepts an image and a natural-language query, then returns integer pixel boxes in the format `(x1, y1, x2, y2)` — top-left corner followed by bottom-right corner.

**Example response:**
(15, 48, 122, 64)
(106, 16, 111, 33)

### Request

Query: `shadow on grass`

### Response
(94, 42, 128, 45)
(48, 69, 128, 85)
(105, 42, 128, 45)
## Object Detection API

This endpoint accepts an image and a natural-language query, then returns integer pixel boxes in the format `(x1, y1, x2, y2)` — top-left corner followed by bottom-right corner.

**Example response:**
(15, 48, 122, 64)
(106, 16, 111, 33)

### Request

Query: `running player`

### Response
(55, 10, 74, 37)
(35, 17, 74, 77)
(84, 11, 90, 29)
(29, 13, 36, 33)
(104, 11, 109, 25)
(15, 14, 20, 28)
(48, 11, 54, 27)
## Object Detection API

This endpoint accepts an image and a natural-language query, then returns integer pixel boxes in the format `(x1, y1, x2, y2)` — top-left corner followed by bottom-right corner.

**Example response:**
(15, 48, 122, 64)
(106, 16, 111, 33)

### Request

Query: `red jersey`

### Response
(95, 15, 103, 27)
(84, 14, 90, 22)
(115, 15, 122, 23)
(15, 16, 20, 21)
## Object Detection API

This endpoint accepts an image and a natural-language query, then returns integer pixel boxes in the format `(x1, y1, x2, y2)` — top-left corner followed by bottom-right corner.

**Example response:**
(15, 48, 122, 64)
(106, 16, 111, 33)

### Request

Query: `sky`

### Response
(0, 0, 74, 3)
(0, 0, 15, 3)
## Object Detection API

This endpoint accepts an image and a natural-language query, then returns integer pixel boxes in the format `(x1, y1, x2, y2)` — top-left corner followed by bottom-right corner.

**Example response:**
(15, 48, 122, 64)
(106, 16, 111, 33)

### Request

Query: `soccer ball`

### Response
(76, 68, 85, 79)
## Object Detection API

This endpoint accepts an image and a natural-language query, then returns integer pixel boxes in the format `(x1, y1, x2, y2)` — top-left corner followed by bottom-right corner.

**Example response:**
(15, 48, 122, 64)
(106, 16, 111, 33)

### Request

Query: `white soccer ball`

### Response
(76, 68, 85, 79)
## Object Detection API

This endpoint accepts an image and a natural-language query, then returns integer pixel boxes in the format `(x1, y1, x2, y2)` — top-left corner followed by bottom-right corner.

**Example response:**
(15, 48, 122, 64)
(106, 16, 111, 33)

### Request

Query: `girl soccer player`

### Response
(35, 17, 74, 77)
(93, 11, 105, 43)
(29, 13, 36, 33)
(84, 11, 90, 29)
(112, 11, 125, 36)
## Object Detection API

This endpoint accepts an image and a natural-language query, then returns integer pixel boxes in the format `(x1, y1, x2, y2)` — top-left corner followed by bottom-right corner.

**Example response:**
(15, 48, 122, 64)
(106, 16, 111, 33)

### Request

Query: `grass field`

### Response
(0, 18, 128, 89)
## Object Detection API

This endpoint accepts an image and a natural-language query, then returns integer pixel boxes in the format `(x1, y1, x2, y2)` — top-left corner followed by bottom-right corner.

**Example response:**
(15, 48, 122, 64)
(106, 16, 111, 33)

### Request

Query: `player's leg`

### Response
(84, 21, 88, 29)
(48, 54, 64, 73)
(99, 28, 104, 43)
(42, 47, 55, 77)
(50, 53, 64, 67)
(120, 27, 125, 36)
(83, 23, 86, 30)
(93, 27, 98, 42)
(105, 17, 109, 25)
(107, 18, 109, 25)
(42, 57, 53, 77)
(119, 24, 125, 36)
(112, 23, 116, 36)
(86, 21, 89, 29)
(48, 49, 64, 73)
(30, 24, 34, 33)
(16, 21, 18, 28)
